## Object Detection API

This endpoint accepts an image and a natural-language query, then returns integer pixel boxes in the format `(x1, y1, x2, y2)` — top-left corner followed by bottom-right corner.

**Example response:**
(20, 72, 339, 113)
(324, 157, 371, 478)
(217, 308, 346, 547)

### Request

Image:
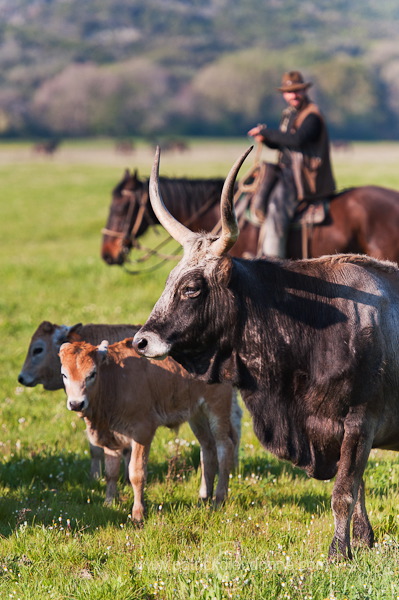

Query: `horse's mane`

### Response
(154, 176, 225, 215)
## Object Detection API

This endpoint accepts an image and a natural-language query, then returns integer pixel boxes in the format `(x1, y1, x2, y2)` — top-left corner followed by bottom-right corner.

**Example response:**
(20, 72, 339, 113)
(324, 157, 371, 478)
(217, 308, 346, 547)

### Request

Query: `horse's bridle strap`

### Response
(101, 227, 126, 239)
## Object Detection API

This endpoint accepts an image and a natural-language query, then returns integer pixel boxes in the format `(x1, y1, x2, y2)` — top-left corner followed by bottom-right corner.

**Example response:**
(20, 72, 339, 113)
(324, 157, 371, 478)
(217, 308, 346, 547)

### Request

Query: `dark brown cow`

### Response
(59, 338, 241, 522)
(133, 146, 399, 559)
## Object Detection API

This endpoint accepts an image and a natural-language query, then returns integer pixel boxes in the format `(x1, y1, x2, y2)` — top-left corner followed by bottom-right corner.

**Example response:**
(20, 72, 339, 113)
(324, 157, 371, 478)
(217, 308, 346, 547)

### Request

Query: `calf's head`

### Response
(18, 321, 82, 390)
(59, 340, 109, 412)
(133, 146, 252, 378)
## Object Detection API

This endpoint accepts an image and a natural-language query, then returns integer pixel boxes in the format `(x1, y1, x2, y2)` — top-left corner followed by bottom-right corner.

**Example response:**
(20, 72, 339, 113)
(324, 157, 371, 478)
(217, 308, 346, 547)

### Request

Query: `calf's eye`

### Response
(86, 369, 97, 383)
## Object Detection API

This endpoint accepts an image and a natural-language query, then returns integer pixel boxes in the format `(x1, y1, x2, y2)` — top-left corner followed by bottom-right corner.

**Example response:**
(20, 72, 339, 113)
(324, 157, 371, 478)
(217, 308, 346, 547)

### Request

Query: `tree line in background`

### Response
(1, 0, 399, 140)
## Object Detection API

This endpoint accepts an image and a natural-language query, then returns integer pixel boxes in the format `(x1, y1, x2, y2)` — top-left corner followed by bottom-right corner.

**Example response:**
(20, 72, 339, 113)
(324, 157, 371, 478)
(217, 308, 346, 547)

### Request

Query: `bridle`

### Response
(101, 164, 262, 274)
(101, 184, 213, 274)
(101, 188, 149, 245)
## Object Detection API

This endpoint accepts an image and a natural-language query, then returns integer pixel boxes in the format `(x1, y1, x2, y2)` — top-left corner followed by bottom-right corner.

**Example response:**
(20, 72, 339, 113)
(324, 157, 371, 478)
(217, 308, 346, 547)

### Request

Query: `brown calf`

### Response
(59, 338, 241, 522)
(18, 321, 141, 478)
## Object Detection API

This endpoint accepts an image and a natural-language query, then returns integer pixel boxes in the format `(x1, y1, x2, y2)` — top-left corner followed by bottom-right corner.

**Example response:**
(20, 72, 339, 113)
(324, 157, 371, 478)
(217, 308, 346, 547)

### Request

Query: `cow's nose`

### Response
(133, 337, 147, 353)
(68, 399, 86, 412)
(18, 373, 34, 386)
(132, 331, 171, 359)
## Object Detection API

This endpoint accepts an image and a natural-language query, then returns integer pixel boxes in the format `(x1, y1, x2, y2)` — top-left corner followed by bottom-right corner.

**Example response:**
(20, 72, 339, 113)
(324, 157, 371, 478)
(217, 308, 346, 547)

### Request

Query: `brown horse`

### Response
(232, 184, 399, 262)
(101, 167, 399, 266)
(101, 168, 227, 265)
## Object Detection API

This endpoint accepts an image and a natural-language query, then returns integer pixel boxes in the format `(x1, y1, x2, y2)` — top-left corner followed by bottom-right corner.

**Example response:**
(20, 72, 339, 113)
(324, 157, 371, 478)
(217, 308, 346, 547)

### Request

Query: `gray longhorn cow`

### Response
(133, 145, 399, 559)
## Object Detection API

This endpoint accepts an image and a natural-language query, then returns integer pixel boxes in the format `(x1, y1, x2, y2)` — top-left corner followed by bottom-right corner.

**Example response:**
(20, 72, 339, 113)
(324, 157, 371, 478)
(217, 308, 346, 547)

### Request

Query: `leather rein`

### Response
(101, 185, 222, 275)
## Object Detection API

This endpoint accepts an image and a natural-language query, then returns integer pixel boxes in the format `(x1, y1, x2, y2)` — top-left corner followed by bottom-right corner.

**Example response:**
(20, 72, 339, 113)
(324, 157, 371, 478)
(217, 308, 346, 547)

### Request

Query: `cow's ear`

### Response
(215, 256, 232, 286)
(68, 323, 83, 342)
(42, 320, 55, 333)
(54, 325, 73, 348)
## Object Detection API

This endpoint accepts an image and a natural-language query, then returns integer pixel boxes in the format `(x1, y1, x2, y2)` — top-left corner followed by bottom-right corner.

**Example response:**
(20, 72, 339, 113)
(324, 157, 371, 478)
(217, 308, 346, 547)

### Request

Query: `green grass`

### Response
(1, 140, 399, 599)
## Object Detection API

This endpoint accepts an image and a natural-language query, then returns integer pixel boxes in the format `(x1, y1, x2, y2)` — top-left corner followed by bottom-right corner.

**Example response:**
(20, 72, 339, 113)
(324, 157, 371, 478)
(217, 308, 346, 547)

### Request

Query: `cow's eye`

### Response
(32, 346, 43, 356)
(182, 285, 201, 299)
(86, 369, 97, 383)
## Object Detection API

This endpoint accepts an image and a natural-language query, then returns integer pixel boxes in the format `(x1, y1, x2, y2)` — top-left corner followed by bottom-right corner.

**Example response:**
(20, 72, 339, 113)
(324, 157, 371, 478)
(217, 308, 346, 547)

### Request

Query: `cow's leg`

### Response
(129, 439, 152, 523)
(352, 477, 374, 548)
(188, 414, 218, 502)
(329, 423, 373, 559)
(104, 448, 122, 504)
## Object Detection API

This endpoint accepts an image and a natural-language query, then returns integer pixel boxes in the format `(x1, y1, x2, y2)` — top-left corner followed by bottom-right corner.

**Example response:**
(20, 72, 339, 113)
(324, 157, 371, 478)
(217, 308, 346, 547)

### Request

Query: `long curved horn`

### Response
(211, 146, 253, 257)
(149, 146, 195, 247)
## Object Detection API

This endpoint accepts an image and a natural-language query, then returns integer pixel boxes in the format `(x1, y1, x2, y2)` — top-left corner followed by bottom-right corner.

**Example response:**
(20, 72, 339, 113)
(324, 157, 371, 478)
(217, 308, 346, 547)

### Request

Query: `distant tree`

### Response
(175, 49, 285, 135)
(29, 59, 171, 136)
(309, 58, 390, 139)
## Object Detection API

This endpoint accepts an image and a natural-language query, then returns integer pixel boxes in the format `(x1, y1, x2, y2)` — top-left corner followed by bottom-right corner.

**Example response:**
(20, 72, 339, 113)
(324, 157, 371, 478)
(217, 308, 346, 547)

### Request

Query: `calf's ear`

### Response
(58, 342, 71, 357)
(97, 340, 109, 363)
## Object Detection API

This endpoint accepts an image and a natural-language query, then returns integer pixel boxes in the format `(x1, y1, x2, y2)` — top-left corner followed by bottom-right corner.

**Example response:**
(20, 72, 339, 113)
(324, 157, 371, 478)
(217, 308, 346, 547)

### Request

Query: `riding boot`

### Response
(251, 163, 281, 222)
(258, 167, 297, 258)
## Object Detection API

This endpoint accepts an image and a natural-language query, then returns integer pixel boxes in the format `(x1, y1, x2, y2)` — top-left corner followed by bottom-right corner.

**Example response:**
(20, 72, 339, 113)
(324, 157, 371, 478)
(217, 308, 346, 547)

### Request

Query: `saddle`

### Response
(236, 161, 331, 229)
(290, 198, 330, 229)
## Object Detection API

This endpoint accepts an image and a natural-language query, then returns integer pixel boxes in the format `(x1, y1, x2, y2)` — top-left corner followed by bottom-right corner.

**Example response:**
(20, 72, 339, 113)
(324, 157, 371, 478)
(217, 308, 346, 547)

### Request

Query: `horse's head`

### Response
(101, 168, 151, 265)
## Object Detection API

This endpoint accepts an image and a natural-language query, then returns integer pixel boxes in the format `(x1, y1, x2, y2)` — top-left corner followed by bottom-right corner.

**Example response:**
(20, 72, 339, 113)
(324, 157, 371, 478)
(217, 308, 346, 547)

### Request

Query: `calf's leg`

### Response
(104, 448, 122, 504)
(189, 414, 218, 501)
(84, 421, 103, 479)
(89, 442, 103, 480)
(210, 421, 235, 505)
(129, 440, 152, 523)
(122, 447, 132, 482)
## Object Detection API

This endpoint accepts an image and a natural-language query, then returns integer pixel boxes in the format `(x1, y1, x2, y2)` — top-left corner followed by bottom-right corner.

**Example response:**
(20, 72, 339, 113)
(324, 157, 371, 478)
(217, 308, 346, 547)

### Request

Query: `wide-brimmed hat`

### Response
(277, 71, 312, 93)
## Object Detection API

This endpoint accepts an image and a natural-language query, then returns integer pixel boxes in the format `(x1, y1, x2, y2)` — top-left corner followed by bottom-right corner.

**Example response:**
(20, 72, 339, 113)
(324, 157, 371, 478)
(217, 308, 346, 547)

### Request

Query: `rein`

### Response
(103, 151, 263, 274)
(104, 184, 223, 274)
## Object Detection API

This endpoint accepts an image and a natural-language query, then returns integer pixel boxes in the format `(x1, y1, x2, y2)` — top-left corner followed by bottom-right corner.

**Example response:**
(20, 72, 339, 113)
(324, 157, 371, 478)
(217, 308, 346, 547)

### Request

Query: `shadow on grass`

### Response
(0, 451, 132, 537)
(0, 447, 203, 538)
(1, 447, 398, 538)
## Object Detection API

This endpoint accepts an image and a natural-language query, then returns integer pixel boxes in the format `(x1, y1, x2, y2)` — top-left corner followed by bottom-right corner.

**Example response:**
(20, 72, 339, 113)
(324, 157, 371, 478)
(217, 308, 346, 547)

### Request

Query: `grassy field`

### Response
(1, 138, 399, 599)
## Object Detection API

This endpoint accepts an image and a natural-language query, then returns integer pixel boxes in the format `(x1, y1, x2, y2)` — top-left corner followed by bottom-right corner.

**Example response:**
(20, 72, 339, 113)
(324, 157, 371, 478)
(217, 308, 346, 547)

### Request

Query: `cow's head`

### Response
(133, 146, 252, 380)
(59, 340, 109, 412)
(18, 321, 82, 390)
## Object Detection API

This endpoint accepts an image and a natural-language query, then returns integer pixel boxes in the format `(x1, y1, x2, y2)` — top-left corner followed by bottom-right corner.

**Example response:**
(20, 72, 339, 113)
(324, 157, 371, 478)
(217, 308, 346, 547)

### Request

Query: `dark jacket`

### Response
(259, 100, 335, 200)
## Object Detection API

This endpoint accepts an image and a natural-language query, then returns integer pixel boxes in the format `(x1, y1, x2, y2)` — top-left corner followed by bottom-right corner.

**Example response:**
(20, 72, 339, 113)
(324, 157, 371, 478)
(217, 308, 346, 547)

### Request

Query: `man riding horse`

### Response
(248, 70, 336, 257)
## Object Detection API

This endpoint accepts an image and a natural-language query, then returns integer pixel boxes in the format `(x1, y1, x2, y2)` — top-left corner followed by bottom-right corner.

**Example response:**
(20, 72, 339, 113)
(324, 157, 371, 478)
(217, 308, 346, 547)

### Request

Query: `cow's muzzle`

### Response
(132, 331, 171, 360)
(18, 372, 36, 387)
(67, 398, 88, 412)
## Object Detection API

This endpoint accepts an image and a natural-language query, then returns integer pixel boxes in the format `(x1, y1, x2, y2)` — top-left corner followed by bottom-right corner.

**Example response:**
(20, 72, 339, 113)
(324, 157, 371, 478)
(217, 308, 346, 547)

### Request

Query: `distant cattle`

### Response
(115, 140, 135, 155)
(18, 321, 142, 479)
(133, 146, 399, 558)
(150, 138, 189, 153)
(33, 139, 61, 156)
(59, 338, 241, 522)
